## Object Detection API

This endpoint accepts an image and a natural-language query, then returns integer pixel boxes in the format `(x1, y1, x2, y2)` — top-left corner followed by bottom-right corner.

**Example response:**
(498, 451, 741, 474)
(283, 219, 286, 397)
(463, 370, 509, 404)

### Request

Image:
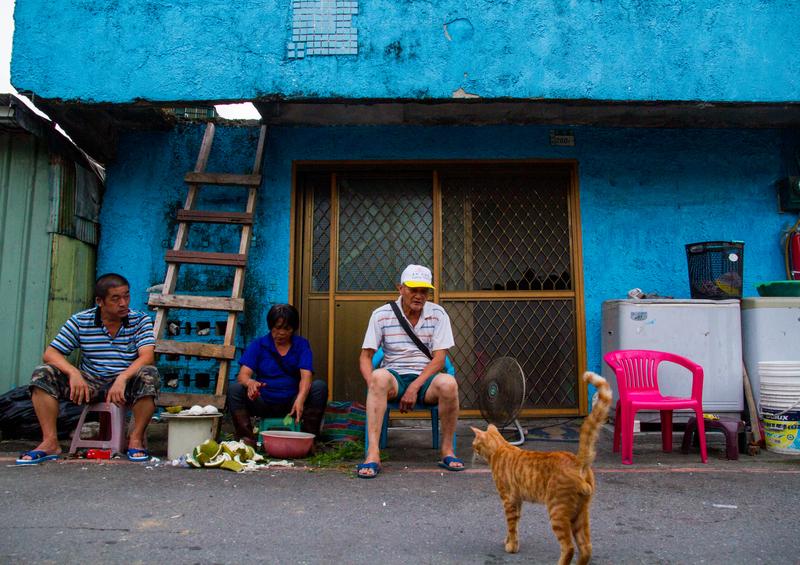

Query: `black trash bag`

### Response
(0, 386, 84, 440)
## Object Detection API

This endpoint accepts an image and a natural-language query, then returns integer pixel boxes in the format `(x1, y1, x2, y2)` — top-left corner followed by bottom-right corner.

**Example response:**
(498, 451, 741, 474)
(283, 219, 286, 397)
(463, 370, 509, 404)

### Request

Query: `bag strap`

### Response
(268, 347, 300, 380)
(388, 301, 432, 360)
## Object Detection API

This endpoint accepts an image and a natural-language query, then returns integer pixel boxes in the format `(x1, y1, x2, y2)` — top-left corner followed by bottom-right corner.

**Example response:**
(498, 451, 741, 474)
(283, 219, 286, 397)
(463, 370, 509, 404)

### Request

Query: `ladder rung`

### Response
(155, 340, 236, 360)
(157, 392, 226, 409)
(165, 250, 247, 267)
(176, 210, 253, 225)
(184, 172, 261, 187)
(148, 294, 244, 312)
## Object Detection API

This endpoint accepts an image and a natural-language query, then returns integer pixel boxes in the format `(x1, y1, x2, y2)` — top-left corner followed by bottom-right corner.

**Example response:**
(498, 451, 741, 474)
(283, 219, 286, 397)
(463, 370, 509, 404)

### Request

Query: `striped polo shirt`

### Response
(362, 297, 454, 374)
(50, 307, 156, 380)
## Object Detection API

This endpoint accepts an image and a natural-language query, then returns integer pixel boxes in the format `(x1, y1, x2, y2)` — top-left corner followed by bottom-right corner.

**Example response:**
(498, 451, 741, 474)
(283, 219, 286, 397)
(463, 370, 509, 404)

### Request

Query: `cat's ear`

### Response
(470, 426, 483, 436)
(487, 424, 498, 433)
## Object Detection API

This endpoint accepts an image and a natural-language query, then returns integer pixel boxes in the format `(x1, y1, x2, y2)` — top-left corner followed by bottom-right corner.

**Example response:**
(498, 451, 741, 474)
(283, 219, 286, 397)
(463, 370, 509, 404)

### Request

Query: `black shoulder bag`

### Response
(388, 301, 432, 360)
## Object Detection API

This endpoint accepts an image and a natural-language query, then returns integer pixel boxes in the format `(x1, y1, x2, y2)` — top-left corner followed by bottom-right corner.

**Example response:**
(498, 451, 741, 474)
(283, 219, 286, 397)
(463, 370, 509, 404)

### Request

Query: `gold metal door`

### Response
(293, 162, 586, 415)
(295, 171, 435, 401)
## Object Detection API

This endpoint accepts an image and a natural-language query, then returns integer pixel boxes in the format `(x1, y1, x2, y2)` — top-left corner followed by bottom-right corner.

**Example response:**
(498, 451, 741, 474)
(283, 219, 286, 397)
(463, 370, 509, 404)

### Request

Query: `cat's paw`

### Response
(504, 537, 519, 554)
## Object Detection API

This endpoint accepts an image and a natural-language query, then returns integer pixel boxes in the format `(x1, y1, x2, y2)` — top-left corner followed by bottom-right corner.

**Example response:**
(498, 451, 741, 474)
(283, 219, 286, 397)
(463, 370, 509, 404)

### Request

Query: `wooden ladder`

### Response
(149, 122, 267, 410)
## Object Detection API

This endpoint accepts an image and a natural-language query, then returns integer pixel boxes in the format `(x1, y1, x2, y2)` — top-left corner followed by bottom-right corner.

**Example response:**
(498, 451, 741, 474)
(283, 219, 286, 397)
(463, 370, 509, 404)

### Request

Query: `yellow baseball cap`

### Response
(400, 264, 435, 289)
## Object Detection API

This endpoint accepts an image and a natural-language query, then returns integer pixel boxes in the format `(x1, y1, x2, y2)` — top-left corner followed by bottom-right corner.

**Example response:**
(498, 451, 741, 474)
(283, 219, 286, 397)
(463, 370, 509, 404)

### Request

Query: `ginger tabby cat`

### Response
(471, 371, 612, 564)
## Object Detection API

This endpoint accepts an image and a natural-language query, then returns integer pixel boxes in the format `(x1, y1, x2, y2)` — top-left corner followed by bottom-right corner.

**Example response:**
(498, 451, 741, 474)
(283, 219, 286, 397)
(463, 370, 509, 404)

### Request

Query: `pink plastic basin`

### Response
(260, 430, 314, 459)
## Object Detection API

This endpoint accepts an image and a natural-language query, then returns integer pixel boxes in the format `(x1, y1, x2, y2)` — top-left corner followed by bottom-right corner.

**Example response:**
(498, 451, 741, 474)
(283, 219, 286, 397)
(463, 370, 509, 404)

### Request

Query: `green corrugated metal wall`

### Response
(46, 234, 96, 347)
(0, 131, 53, 392)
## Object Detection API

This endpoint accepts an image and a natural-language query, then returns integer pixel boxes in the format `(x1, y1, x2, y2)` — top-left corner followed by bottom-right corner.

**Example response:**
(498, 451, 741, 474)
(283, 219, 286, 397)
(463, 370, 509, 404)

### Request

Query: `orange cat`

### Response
(471, 371, 612, 564)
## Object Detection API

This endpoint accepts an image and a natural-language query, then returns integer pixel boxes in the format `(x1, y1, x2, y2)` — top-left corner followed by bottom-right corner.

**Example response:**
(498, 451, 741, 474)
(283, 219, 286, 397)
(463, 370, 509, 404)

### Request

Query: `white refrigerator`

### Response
(741, 297, 800, 409)
(601, 299, 743, 422)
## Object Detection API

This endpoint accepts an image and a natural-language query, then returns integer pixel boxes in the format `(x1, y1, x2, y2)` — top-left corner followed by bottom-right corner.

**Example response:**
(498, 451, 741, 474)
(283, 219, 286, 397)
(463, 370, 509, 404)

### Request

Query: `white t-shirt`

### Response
(362, 297, 455, 374)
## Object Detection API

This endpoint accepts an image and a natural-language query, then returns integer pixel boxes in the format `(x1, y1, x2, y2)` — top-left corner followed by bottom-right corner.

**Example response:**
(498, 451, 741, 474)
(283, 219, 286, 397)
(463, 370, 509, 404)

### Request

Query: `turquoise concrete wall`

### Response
(97, 125, 268, 391)
(97, 124, 791, 375)
(97, 125, 266, 305)
(12, 1, 800, 103)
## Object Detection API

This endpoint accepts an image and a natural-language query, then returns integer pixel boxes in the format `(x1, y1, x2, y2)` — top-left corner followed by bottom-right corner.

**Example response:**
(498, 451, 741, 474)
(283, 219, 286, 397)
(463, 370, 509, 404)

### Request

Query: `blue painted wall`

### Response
(12, 1, 800, 103)
(98, 124, 791, 378)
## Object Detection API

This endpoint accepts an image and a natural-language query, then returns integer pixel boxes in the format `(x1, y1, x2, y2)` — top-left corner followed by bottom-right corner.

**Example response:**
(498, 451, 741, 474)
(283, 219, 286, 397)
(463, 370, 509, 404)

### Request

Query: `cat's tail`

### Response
(576, 371, 613, 472)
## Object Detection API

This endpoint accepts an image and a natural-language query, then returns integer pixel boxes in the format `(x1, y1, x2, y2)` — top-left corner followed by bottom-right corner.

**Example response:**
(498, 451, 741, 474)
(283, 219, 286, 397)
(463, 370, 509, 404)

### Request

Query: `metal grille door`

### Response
(441, 171, 572, 293)
(295, 163, 585, 414)
(337, 176, 433, 291)
(311, 182, 331, 292)
(445, 299, 577, 409)
(439, 169, 580, 410)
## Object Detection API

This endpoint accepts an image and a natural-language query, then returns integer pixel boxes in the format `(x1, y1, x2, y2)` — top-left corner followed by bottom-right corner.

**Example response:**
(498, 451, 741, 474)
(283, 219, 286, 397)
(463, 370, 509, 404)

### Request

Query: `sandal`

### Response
(16, 450, 60, 465)
(438, 455, 465, 471)
(126, 448, 150, 462)
(356, 462, 381, 479)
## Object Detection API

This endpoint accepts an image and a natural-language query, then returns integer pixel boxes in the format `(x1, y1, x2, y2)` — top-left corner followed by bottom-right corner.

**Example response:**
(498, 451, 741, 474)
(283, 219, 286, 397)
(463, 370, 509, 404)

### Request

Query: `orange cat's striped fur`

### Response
(471, 371, 612, 565)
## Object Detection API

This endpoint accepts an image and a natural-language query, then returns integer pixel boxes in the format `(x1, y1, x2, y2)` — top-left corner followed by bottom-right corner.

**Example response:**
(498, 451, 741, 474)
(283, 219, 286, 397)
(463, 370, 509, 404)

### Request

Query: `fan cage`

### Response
(478, 356, 526, 427)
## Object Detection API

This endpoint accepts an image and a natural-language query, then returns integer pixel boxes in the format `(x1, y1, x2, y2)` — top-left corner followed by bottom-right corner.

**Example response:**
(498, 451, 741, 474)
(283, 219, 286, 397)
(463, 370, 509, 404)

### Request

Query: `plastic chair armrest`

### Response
(661, 352, 704, 401)
(689, 366, 704, 402)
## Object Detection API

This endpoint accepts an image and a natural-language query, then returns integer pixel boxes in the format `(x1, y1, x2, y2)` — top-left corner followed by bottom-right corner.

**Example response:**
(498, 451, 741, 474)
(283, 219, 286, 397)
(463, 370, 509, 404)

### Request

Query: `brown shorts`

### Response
(30, 364, 161, 404)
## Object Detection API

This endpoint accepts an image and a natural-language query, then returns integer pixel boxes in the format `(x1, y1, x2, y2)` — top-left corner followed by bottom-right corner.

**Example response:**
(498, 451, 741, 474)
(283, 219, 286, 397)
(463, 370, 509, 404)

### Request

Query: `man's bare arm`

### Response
(360, 348, 376, 383)
(42, 346, 82, 378)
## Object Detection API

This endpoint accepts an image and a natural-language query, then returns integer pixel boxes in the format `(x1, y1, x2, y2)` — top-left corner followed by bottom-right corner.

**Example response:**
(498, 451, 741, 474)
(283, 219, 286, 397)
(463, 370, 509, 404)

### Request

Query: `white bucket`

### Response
(758, 361, 800, 455)
(162, 414, 222, 461)
(759, 361, 800, 374)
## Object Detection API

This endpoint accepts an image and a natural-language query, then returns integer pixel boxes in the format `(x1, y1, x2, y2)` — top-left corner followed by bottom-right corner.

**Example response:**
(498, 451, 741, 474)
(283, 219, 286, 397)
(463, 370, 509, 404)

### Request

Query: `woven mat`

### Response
(525, 421, 581, 443)
(320, 401, 366, 443)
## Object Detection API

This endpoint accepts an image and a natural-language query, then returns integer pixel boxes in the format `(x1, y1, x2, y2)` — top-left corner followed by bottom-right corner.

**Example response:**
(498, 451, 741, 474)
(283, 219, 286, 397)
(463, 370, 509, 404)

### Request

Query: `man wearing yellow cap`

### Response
(357, 264, 461, 478)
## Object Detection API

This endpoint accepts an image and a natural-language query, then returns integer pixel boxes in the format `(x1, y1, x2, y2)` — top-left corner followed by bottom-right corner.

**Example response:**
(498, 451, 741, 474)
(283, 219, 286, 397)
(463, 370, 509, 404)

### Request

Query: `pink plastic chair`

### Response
(604, 349, 707, 465)
(69, 402, 127, 455)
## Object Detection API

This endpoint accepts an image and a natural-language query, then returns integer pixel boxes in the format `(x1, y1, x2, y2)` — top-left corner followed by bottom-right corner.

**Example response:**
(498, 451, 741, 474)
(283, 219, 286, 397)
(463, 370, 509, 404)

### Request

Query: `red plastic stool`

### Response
(69, 402, 127, 455)
(681, 416, 745, 460)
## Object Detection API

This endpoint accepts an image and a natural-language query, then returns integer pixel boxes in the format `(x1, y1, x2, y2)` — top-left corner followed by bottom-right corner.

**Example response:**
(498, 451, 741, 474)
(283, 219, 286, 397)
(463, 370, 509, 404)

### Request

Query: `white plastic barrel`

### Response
(759, 361, 800, 455)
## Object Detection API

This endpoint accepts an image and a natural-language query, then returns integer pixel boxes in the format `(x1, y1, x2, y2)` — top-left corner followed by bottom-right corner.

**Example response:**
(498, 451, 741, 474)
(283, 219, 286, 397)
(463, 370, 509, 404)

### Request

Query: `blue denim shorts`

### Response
(387, 369, 451, 406)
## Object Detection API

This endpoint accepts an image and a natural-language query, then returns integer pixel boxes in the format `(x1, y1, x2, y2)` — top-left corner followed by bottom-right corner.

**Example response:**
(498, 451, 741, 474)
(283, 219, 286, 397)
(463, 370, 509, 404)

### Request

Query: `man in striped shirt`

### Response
(16, 273, 161, 464)
(357, 264, 462, 478)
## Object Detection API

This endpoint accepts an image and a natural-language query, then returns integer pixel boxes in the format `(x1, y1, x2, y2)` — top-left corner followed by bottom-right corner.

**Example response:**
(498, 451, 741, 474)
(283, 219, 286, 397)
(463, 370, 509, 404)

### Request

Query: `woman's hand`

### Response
(289, 398, 304, 423)
(246, 379, 264, 401)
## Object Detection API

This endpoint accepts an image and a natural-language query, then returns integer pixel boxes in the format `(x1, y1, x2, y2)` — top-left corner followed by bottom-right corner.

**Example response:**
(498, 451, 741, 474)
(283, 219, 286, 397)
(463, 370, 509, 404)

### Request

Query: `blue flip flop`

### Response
(438, 455, 465, 471)
(126, 448, 150, 462)
(16, 450, 60, 465)
(356, 462, 381, 479)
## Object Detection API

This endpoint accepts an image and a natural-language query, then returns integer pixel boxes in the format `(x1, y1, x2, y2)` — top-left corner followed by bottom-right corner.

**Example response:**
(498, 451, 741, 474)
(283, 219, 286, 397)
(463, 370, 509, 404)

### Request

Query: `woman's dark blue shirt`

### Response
(238, 334, 313, 403)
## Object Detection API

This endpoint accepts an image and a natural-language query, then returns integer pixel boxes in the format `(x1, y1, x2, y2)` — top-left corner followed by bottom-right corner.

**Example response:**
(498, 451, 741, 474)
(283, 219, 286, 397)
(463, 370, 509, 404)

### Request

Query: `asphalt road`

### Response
(1, 421, 799, 564)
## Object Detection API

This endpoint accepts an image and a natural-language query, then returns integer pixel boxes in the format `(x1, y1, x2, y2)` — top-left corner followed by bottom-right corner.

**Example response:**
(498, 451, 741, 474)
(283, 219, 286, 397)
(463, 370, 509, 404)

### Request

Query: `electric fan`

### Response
(478, 356, 527, 445)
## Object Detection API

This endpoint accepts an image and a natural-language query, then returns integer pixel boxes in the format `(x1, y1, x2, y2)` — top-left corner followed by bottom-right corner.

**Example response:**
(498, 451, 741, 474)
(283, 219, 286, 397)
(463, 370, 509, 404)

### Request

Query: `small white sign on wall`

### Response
(550, 129, 575, 146)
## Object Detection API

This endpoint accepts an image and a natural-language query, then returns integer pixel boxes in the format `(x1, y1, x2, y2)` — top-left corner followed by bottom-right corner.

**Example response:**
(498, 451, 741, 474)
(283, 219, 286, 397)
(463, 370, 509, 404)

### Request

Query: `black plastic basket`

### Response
(685, 241, 744, 299)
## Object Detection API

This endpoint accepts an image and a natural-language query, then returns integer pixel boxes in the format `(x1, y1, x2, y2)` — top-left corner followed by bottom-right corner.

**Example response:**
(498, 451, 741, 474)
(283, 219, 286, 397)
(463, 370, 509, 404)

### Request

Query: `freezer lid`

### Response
(741, 297, 800, 309)
(603, 299, 740, 306)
